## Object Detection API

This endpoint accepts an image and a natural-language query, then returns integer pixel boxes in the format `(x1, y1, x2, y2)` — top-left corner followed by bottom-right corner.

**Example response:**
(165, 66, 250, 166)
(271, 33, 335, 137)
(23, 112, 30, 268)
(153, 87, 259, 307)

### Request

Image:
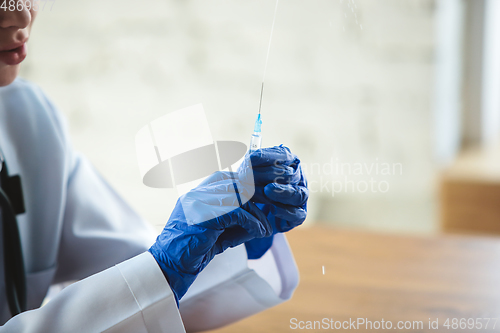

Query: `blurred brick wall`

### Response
(21, 0, 437, 233)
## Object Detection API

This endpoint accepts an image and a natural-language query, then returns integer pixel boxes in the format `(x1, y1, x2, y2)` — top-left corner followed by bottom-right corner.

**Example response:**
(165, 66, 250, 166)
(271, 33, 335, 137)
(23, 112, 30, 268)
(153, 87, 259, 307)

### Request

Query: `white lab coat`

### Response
(0, 78, 299, 332)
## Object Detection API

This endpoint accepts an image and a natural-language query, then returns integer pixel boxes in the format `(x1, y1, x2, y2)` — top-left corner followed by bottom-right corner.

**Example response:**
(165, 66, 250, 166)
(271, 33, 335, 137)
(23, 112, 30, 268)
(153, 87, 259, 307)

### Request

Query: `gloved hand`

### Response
(244, 145, 308, 259)
(149, 145, 308, 302)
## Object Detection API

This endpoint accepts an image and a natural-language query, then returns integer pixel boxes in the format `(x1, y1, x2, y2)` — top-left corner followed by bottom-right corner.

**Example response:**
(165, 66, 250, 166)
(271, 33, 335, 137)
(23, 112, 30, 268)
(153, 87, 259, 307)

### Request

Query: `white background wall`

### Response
(21, 0, 438, 233)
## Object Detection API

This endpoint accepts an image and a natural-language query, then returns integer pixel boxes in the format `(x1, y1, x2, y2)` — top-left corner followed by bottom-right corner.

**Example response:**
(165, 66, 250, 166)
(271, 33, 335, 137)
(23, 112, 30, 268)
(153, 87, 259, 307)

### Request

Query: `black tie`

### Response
(0, 156, 27, 317)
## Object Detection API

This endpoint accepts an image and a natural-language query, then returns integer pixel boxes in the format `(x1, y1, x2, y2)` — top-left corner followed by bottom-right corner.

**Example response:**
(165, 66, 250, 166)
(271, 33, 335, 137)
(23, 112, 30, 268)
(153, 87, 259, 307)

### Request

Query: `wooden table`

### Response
(209, 226, 500, 332)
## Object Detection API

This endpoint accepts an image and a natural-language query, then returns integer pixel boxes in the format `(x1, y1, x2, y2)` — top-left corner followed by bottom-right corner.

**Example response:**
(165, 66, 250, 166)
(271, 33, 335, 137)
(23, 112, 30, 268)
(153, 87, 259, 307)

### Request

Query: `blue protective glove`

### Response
(244, 145, 309, 259)
(149, 145, 307, 302)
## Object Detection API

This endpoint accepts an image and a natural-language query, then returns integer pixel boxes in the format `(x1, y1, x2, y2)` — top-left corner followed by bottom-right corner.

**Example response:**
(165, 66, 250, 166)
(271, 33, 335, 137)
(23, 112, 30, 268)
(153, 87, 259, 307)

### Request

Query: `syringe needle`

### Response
(250, 0, 278, 153)
(258, 82, 264, 115)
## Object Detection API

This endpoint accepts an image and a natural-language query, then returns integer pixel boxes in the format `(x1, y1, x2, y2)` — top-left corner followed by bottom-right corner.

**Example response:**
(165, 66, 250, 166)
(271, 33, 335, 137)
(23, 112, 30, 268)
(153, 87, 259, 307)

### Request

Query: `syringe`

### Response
(249, 0, 279, 153)
(249, 113, 262, 153)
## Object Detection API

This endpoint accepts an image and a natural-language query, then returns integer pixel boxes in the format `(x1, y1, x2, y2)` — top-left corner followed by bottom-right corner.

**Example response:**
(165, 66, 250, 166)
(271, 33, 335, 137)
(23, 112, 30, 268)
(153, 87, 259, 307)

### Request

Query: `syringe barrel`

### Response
(249, 132, 262, 153)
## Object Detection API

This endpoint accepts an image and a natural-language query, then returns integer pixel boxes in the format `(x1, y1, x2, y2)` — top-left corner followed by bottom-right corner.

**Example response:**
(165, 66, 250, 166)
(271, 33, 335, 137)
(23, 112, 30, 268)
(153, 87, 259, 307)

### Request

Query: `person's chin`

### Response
(0, 64, 20, 87)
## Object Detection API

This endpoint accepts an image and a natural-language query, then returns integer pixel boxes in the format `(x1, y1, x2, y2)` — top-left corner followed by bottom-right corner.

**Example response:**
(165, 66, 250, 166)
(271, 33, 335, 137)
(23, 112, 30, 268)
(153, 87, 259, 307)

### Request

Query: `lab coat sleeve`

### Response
(179, 233, 299, 332)
(1, 252, 185, 332)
